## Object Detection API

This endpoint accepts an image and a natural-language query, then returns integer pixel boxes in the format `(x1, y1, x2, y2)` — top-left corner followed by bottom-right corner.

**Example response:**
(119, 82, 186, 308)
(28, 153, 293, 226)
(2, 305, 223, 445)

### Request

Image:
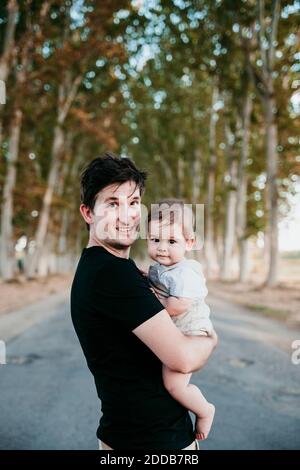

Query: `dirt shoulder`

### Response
(0, 274, 73, 317)
(208, 280, 300, 328)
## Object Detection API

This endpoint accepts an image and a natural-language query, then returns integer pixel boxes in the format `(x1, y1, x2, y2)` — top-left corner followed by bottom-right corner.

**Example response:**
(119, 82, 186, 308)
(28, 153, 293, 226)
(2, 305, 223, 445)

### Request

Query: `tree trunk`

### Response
(0, 0, 18, 81)
(236, 91, 252, 282)
(0, 0, 18, 145)
(177, 157, 185, 198)
(244, 0, 281, 286)
(57, 209, 69, 273)
(240, 237, 250, 283)
(159, 157, 174, 194)
(221, 124, 238, 280)
(264, 93, 279, 286)
(176, 134, 185, 198)
(0, 1, 49, 279)
(26, 124, 64, 277)
(204, 86, 219, 278)
(192, 148, 202, 202)
(0, 108, 22, 279)
(26, 73, 82, 277)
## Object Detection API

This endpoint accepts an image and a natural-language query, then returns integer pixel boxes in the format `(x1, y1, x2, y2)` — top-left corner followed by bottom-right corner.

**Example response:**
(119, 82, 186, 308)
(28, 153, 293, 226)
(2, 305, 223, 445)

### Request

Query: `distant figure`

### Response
(16, 250, 25, 275)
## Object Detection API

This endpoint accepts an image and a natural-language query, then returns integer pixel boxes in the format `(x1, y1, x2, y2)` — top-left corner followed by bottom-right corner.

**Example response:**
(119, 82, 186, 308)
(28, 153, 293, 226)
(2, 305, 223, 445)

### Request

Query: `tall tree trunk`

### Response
(159, 158, 174, 194)
(0, 0, 19, 145)
(192, 148, 202, 202)
(26, 124, 64, 277)
(204, 86, 219, 278)
(221, 124, 238, 280)
(243, 0, 281, 286)
(0, 0, 18, 80)
(0, 1, 51, 279)
(54, 132, 74, 274)
(264, 93, 279, 286)
(177, 157, 185, 198)
(192, 149, 203, 263)
(0, 45, 29, 279)
(236, 90, 252, 282)
(176, 134, 185, 198)
(27, 74, 82, 277)
(0, 108, 22, 279)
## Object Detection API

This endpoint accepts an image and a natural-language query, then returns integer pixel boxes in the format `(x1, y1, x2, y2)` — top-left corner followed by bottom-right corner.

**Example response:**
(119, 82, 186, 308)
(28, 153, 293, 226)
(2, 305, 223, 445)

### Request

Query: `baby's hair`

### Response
(148, 199, 195, 239)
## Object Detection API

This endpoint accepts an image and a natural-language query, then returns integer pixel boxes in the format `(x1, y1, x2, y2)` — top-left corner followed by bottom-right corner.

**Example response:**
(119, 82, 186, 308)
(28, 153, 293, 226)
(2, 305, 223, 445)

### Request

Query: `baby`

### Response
(147, 199, 215, 441)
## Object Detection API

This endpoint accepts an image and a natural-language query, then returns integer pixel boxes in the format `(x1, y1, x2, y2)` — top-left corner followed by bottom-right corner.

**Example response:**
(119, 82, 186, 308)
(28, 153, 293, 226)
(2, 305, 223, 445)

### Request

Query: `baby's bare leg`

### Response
(162, 364, 215, 441)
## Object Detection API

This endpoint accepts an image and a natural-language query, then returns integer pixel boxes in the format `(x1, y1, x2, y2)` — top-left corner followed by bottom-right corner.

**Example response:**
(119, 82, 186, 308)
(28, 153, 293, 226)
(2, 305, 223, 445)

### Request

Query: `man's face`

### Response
(90, 181, 141, 249)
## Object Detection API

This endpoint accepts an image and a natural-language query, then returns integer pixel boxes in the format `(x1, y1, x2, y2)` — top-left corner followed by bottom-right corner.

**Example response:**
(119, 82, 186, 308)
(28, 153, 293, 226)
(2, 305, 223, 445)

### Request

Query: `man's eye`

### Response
(131, 200, 140, 206)
(169, 240, 176, 244)
(108, 202, 117, 207)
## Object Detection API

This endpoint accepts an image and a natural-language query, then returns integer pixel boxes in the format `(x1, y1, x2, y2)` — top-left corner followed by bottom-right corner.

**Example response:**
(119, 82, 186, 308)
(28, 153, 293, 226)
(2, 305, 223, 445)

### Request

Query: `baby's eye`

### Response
(169, 240, 177, 244)
(150, 238, 160, 243)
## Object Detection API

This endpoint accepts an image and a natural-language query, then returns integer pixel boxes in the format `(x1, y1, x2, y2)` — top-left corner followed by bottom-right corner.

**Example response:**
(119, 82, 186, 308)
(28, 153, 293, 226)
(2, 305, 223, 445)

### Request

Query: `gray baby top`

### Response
(148, 258, 213, 336)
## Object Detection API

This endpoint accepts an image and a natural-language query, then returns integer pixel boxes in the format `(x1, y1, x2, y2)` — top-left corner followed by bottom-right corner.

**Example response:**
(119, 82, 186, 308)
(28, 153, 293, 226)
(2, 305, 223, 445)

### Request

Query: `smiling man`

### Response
(70, 152, 218, 450)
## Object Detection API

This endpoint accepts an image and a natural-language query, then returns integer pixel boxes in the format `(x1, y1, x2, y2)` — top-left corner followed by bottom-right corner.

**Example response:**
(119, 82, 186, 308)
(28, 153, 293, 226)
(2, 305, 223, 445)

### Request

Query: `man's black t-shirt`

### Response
(70, 245, 194, 449)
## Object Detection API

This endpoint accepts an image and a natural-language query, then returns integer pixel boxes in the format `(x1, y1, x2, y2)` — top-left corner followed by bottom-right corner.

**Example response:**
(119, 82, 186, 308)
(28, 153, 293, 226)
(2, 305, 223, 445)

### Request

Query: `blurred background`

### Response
(0, 0, 299, 450)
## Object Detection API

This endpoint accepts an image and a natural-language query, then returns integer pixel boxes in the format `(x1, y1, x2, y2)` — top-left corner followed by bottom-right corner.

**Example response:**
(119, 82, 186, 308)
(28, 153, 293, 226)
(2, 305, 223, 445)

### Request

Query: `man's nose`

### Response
(118, 204, 130, 225)
(118, 202, 139, 225)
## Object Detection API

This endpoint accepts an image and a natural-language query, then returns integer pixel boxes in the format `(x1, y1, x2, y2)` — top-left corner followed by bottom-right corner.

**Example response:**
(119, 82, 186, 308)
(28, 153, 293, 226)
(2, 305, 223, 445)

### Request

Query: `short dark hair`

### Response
(80, 152, 147, 227)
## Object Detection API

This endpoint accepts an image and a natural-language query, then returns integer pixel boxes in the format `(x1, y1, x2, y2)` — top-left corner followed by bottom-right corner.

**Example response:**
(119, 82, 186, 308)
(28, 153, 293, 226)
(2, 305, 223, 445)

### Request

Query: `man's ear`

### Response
(185, 238, 195, 251)
(80, 204, 93, 226)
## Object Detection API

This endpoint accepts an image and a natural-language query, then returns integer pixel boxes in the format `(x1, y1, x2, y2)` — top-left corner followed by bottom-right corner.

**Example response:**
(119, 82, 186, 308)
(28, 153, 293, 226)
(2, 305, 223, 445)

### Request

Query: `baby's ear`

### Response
(185, 238, 195, 251)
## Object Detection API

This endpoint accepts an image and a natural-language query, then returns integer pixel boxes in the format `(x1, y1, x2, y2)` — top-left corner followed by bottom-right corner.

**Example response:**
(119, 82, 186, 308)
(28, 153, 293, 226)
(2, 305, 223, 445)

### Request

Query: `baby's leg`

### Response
(162, 364, 215, 441)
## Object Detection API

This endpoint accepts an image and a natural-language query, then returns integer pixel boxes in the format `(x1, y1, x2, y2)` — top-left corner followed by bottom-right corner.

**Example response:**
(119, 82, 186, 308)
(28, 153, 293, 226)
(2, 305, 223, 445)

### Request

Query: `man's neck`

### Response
(87, 239, 130, 259)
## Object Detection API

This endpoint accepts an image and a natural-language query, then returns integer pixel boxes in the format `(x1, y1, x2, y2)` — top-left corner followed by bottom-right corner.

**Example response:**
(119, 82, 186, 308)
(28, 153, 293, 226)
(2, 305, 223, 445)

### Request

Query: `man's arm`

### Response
(132, 309, 218, 374)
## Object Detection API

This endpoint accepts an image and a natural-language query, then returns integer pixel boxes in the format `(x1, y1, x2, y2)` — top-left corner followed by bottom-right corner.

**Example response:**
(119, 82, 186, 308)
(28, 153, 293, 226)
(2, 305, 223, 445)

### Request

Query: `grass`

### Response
(246, 304, 291, 321)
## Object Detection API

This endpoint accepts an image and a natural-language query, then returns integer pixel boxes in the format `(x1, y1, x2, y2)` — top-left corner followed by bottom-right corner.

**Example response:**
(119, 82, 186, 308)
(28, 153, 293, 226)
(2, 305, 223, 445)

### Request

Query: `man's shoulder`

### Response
(95, 255, 144, 290)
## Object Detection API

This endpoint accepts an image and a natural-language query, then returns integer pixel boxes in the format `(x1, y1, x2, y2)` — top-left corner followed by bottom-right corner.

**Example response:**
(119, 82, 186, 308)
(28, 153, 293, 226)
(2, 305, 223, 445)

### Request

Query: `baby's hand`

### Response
(164, 296, 193, 316)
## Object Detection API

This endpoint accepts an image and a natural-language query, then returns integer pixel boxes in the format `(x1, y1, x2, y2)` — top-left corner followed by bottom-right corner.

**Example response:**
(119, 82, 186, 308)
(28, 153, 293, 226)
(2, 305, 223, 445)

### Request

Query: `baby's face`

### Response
(147, 220, 193, 266)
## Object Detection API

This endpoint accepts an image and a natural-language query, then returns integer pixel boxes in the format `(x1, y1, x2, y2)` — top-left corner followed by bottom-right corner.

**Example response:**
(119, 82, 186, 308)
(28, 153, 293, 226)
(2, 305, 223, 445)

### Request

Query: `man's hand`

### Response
(139, 268, 148, 277)
(151, 287, 167, 306)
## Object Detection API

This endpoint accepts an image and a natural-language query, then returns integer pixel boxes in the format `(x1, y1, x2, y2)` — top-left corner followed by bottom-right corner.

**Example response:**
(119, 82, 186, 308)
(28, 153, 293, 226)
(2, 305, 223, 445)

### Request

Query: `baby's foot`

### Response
(195, 403, 215, 441)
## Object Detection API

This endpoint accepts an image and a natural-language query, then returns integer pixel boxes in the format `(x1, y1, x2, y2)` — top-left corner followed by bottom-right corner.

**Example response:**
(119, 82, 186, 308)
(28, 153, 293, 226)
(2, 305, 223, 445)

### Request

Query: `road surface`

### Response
(0, 292, 299, 450)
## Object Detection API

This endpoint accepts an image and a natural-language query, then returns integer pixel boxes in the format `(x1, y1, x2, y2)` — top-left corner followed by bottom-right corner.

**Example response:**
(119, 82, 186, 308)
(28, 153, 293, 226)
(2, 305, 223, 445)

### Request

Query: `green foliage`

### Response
(0, 0, 299, 257)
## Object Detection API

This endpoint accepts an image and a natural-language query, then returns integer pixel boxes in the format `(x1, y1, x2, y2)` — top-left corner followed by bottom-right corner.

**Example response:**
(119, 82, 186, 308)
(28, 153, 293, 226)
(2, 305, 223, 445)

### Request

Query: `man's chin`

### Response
(107, 236, 137, 249)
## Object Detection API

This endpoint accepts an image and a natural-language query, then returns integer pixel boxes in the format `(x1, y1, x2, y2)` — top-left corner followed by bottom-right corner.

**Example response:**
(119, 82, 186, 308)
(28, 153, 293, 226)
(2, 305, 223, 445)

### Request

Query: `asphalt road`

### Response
(0, 292, 299, 450)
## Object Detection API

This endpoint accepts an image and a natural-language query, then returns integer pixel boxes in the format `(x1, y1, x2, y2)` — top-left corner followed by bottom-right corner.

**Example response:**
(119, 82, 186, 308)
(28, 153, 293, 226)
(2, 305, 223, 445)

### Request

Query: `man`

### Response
(70, 152, 218, 450)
